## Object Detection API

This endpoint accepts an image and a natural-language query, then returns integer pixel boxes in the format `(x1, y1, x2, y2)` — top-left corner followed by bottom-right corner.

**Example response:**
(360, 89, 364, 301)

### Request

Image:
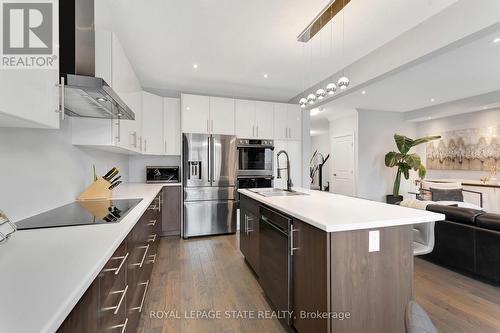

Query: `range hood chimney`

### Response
(59, 0, 135, 120)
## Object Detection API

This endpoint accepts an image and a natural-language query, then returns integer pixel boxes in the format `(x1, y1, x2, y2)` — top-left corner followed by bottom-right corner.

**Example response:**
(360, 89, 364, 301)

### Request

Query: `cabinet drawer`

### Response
(99, 242, 128, 298)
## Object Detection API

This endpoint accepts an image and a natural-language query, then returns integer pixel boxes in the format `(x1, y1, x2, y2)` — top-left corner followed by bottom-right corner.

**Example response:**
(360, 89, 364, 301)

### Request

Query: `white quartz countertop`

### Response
(0, 183, 165, 333)
(239, 188, 445, 232)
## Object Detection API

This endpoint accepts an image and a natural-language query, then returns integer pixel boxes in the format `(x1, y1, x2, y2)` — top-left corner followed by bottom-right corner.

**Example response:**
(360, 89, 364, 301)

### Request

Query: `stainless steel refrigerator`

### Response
(182, 133, 237, 238)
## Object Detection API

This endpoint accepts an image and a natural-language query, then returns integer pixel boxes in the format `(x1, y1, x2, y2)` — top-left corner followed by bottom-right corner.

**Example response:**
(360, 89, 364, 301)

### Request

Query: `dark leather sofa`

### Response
(424, 204, 500, 285)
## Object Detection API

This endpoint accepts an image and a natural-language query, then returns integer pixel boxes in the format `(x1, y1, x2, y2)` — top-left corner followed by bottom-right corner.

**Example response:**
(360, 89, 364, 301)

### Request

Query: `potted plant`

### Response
(384, 134, 441, 204)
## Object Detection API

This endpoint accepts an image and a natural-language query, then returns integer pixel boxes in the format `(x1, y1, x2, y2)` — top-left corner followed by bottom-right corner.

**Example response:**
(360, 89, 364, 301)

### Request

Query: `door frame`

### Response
(330, 132, 357, 196)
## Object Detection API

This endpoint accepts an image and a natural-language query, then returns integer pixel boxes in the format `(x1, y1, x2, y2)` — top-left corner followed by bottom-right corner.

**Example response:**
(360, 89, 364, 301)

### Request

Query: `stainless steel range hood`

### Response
(59, 0, 135, 120)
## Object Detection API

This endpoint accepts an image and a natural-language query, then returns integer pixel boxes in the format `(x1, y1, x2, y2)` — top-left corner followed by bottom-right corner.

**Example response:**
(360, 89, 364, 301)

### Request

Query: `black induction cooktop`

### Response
(16, 199, 143, 230)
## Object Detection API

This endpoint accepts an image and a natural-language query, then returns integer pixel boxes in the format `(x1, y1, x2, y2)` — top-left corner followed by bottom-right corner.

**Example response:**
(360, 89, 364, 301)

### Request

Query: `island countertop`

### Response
(238, 188, 445, 232)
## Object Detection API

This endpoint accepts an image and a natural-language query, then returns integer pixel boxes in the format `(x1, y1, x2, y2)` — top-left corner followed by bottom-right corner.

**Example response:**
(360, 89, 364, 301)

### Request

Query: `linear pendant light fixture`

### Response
(297, 0, 351, 107)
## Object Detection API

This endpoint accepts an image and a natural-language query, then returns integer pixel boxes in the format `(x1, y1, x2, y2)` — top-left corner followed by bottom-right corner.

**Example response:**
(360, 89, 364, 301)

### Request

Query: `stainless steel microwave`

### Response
(146, 166, 180, 183)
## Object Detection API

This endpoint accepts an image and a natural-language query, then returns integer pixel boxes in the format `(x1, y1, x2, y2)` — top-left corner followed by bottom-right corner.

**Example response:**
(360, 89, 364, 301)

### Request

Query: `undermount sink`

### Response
(249, 188, 308, 197)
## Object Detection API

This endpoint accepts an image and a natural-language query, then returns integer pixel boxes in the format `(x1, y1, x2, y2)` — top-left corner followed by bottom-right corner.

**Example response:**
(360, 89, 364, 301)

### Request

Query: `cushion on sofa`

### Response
(430, 188, 464, 202)
(426, 204, 483, 225)
(476, 213, 500, 232)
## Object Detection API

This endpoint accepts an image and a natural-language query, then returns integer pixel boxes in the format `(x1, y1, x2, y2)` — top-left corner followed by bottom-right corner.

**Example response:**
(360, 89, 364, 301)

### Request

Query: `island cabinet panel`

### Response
(292, 219, 331, 333)
(329, 225, 413, 333)
(239, 195, 260, 275)
(57, 193, 162, 333)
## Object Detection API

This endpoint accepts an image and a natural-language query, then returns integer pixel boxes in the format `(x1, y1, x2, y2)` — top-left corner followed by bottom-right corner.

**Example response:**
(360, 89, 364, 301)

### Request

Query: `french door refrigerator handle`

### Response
(207, 136, 212, 182)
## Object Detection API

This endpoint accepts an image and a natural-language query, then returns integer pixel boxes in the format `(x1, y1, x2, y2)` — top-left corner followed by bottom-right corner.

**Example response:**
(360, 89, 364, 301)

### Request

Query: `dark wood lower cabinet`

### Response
(160, 186, 181, 236)
(57, 193, 162, 333)
(239, 196, 260, 276)
(292, 219, 330, 333)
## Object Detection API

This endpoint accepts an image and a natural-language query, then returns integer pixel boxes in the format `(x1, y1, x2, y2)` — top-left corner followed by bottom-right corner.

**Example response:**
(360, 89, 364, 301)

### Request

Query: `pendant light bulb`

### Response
(326, 83, 337, 95)
(315, 88, 326, 100)
(299, 97, 308, 108)
(337, 76, 350, 90)
(307, 93, 317, 105)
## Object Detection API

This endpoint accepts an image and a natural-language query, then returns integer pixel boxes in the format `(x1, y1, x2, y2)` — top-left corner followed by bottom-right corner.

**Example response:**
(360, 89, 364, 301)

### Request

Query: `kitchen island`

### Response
(238, 188, 444, 333)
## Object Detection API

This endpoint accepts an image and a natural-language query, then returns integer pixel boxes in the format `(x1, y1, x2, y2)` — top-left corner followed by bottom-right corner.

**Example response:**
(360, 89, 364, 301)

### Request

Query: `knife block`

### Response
(77, 177, 112, 201)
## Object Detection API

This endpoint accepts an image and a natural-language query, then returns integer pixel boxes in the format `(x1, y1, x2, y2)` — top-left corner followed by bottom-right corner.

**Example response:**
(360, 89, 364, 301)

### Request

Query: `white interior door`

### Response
(331, 134, 355, 196)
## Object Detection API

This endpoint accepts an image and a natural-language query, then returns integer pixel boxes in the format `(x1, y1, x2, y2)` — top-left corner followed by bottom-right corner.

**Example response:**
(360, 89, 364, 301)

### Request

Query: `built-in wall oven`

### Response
(237, 139, 274, 177)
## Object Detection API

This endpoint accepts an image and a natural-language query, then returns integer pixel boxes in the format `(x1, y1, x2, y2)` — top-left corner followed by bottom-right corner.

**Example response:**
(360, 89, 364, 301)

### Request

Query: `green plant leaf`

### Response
(418, 164, 427, 179)
(394, 134, 414, 154)
(410, 135, 441, 147)
(403, 153, 422, 170)
(385, 151, 402, 167)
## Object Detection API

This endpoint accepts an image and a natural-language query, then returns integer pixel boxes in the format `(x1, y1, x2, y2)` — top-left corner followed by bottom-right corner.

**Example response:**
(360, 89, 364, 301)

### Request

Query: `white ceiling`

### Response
(311, 28, 500, 126)
(95, 0, 457, 101)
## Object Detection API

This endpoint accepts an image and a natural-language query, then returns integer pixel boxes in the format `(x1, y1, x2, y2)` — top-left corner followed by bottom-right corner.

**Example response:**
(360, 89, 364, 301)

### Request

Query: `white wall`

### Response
(310, 133, 330, 188)
(357, 110, 417, 202)
(0, 119, 130, 222)
(416, 108, 500, 181)
(129, 155, 181, 183)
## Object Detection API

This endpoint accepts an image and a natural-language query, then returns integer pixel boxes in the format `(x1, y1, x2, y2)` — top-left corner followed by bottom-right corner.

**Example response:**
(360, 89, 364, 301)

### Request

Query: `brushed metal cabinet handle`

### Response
(102, 252, 129, 275)
(132, 245, 149, 267)
(109, 317, 128, 333)
(55, 77, 65, 120)
(290, 227, 299, 256)
(102, 285, 128, 314)
(131, 280, 150, 312)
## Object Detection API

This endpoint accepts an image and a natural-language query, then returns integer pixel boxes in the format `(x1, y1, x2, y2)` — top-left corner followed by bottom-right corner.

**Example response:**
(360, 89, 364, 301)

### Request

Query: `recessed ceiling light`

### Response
(430, 98, 435, 102)
(483, 106, 488, 110)
(427, 116, 432, 120)
(193, 64, 198, 69)
(493, 38, 500, 43)
(96, 97, 107, 102)
(263, 74, 268, 78)
(361, 90, 366, 95)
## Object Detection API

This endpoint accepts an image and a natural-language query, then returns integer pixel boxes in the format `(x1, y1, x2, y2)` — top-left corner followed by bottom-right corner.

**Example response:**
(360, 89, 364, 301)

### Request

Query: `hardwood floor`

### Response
(137, 235, 287, 333)
(138, 235, 500, 333)
(415, 258, 500, 333)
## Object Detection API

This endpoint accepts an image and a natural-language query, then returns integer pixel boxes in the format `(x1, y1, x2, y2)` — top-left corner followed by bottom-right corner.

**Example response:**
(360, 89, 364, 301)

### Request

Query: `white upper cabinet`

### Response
(181, 94, 210, 134)
(273, 103, 288, 140)
(287, 104, 302, 141)
(163, 97, 181, 155)
(209, 97, 235, 135)
(0, 11, 60, 129)
(274, 103, 302, 141)
(235, 100, 255, 138)
(142, 92, 164, 155)
(118, 91, 142, 152)
(255, 101, 274, 139)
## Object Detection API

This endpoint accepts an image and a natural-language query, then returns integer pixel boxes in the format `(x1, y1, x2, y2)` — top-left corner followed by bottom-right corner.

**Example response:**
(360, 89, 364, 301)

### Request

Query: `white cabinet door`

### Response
(235, 99, 255, 138)
(210, 97, 234, 135)
(255, 101, 274, 139)
(273, 103, 288, 140)
(273, 140, 288, 189)
(142, 92, 164, 155)
(181, 94, 210, 134)
(273, 140, 302, 189)
(117, 92, 141, 152)
(287, 140, 303, 188)
(287, 104, 302, 141)
(164, 97, 181, 155)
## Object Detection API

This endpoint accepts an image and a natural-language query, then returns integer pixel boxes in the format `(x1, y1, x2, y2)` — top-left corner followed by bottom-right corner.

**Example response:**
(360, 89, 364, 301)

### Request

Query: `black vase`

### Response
(386, 194, 403, 205)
